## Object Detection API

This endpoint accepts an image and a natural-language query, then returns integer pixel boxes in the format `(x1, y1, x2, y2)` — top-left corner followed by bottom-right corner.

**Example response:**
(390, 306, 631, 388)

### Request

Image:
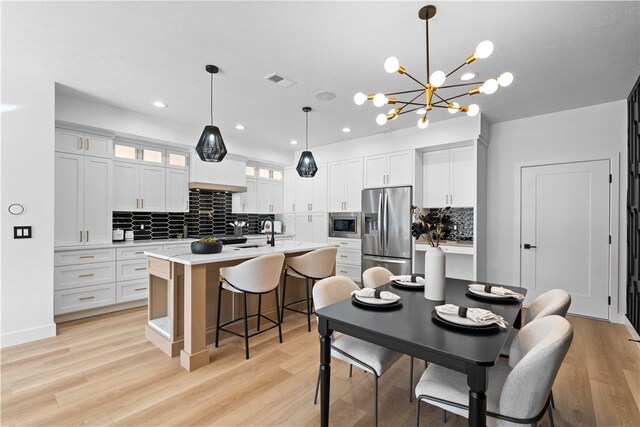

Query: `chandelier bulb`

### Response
(497, 72, 514, 87)
(416, 108, 427, 115)
(447, 102, 460, 114)
(417, 116, 429, 129)
(384, 57, 401, 74)
(376, 113, 388, 126)
(373, 93, 387, 108)
(480, 78, 499, 95)
(475, 40, 494, 59)
(430, 70, 446, 88)
(354, 92, 367, 105)
(467, 104, 480, 117)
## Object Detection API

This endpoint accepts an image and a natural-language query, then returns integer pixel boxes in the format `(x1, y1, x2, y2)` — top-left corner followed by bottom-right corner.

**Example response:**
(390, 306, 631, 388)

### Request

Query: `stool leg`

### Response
(305, 277, 311, 332)
(374, 375, 379, 427)
(280, 271, 288, 323)
(349, 365, 353, 378)
(257, 294, 262, 332)
(243, 292, 250, 359)
(409, 356, 414, 402)
(274, 287, 283, 343)
(215, 282, 223, 348)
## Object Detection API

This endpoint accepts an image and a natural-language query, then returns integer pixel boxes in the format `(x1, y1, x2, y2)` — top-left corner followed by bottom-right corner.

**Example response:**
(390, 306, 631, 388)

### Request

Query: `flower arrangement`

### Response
(410, 205, 453, 247)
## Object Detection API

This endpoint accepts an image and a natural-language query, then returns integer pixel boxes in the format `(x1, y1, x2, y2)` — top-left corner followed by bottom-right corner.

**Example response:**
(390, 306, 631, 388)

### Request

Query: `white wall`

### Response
(1, 68, 57, 346)
(56, 94, 291, 165)
(485, 100, 627, 318)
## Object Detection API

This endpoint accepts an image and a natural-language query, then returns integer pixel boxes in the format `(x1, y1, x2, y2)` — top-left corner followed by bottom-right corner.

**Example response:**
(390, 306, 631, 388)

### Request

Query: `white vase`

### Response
(424, 246, 446, 301)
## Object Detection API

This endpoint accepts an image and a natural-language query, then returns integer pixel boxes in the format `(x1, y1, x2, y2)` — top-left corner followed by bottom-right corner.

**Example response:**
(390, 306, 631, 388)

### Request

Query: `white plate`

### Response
(435, 311, 493, 328)
(468, 288, 512, 299)
(394, 280, 423, 287)
(354, 294, 399, 305)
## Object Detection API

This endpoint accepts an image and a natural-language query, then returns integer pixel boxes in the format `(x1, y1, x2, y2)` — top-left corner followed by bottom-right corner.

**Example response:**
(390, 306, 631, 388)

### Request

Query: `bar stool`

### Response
(280, 247, 338, 332)
(215, 253, 285, 359)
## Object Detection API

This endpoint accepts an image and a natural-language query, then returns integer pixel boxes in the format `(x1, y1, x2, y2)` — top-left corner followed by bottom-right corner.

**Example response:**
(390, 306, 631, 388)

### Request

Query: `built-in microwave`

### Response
(328, 212, 361, 239)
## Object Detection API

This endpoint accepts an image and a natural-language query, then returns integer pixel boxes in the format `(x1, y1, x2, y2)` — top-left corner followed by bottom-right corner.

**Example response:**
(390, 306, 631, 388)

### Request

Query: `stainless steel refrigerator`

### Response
(361, 186, 412, 277)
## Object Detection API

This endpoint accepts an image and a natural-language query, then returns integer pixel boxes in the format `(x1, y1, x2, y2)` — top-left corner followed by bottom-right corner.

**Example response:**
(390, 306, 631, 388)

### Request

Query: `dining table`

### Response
(315, 278, 526, 427)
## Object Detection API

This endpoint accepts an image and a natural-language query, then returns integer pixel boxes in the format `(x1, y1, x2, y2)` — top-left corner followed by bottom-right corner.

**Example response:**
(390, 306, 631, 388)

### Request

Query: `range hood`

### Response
(189, 153, 247, 193)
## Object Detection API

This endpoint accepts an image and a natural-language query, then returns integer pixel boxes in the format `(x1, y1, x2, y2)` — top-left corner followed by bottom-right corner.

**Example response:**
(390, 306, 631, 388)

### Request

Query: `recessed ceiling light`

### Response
(342, 127, 351, 133)
(460, 72, 478, 81)
(153, 101, 168, 108)
(290, 140, 298, 145)
(235, 124, 246, 130)
(315, 91, 336, 101)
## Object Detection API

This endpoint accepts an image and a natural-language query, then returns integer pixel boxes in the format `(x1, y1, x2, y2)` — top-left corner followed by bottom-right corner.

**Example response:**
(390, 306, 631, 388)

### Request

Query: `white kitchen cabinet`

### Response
(55, 152, 112, 247)
(190, 154, 246, 188)
(166, 168, 189, 212)
(294, 213, 328, 243)
(328, 237, 362, 283)
(55, 128, 113, 159)
(295, 164, 327, 212)
(283, 167, 297, 212)
(232, 178, 258, 213)
(283, 213, 296, 235)
(422, 146, 474, 208)
(328, 158, 363, 211)
(114, 141, 165, 166)
(113, 161, 165, 212)
(166, 150, 189, 170)
(363, 150, 413, 189)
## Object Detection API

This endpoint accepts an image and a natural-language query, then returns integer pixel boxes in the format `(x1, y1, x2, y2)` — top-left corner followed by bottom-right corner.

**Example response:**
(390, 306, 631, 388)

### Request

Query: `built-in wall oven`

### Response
(328, 212, 361, 239)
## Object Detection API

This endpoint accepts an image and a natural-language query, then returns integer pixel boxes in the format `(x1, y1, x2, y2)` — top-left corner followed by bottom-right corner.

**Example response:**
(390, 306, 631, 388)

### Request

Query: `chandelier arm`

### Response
(439, 81, 484, 89)
(433, 92, 470, 104)
(385, 88, 426, 96)
(402, 71, 428, 89)
(445, 62, 467, 78)
(433, 91, 448, 104)
(397, 106, 425, 115)
(400, 91, 425, 107)
(396, 101, 427, 107)
(431, 104, 452, 109)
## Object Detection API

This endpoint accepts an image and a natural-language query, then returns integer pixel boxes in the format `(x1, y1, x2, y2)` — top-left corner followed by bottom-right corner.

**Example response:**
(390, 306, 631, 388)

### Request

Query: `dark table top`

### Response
(316, 279, 527, 368)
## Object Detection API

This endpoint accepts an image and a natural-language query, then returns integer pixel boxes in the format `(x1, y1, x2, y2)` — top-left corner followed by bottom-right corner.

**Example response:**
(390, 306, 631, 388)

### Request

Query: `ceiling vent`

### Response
(264, 72, 297, 88)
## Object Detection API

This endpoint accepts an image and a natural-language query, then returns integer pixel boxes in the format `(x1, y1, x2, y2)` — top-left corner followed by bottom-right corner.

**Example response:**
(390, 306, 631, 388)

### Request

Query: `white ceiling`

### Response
(2, 1, 639, 152)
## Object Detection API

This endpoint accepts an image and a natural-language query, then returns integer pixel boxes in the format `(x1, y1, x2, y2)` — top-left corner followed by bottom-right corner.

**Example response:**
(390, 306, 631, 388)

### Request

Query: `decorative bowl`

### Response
(191, 240, 223, 254)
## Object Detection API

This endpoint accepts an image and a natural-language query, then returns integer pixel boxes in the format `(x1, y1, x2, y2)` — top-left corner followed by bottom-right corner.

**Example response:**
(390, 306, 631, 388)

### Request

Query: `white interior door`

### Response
(520, 160, 610, 319)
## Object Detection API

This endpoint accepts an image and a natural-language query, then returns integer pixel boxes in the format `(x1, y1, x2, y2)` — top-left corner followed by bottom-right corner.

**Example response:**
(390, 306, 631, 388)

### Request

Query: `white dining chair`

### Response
(415, 315, 573, 427)
(362, 266, 393, 288)
(312, 276, 405, 427)
(281, 247, 338, 332)
(215, 253, 285, 359)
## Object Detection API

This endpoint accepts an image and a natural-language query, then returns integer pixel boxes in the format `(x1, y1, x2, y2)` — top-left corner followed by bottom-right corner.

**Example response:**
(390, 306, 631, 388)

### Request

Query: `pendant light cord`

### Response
(305, 110, 309, 150)
(210, 72, 214, 126)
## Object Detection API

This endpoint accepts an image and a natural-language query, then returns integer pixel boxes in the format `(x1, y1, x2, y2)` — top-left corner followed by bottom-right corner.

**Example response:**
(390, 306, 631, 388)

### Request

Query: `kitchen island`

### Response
(144, 240, 332, 371)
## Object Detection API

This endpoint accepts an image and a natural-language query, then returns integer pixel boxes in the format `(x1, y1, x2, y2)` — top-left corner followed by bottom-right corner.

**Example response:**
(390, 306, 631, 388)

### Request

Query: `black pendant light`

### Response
(195, 64, 227, 162)
(296, 106, 318, 178)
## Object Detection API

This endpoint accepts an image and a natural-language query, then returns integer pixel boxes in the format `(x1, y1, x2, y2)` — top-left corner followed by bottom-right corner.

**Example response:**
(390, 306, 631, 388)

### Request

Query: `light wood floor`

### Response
(2, 308, 639, 426)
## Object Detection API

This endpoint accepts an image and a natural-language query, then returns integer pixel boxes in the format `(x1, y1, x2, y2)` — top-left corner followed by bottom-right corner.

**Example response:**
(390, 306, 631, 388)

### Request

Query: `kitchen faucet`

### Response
(264, 217, 275, 247)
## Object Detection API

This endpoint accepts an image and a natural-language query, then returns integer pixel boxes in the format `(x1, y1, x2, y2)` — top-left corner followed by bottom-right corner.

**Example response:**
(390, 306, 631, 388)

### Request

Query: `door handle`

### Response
(377, 193, 383, 250)
(523, 244, 537, 249)
(383, 193, 389, 251)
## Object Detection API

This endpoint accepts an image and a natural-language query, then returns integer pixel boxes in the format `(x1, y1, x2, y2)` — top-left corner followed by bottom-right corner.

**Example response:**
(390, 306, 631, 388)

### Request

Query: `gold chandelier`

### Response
(354, 5, 513, 129)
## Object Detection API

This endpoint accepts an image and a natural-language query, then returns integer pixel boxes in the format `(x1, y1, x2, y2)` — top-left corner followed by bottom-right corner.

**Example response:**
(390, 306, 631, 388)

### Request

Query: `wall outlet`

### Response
(14, 226, 32, 239)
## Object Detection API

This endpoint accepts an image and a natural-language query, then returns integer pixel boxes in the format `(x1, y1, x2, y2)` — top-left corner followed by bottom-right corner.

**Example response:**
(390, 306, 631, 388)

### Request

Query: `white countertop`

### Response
(145, 240, 333, 266)
(54, 234, 293, 251)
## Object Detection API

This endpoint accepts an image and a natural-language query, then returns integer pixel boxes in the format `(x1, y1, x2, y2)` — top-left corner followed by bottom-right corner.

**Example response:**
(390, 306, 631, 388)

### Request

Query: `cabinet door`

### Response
(363, 154, 386, 188)
(345, 158, 363, 211)
(327, 161, 346, 212)
(113, 162, 139, 211)
(311, 164, 327, 212)
(166, 168, 189, 212)
(272, 182, 284, 214)
(55, 152, 84, 246)
(295, 214, 313, 242)
(311, 213, 328, 243)
(282, 213, 296, 236)
(84, 133, 113, 159)
(387, 150, 413, 186)
(84, 156, 113, 245)
(423, 150, 450, 208)
(231, 192, 245, 213)
(283, 168, 297, 212)
(167, 151, 189, 170)
(257, 180, 270, 214)
(297, 175, 313, 211)
(55, 128, 84, 155)
(140, 165, 165, 211)
(450, 146, 475, 207)
(113, 142, 139, 164)
(245, 178, 258, 213)
(140, 146, 165, 166)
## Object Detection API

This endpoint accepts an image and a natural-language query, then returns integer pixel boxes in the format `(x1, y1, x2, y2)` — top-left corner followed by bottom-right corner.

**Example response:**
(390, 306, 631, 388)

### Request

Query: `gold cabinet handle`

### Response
(79, 296, 95, 301)
(136, 199, 139, 209)
(78, 137, 83, 150)
(79, 273, 94, 278)
(85, 139, 89, 151)
(86, 230, 89, 242)
(141, 199, 144, 209)
(134, 287, 146, 291)
(80, 231, 83, 242)
(135, 251, 144, 254)
(79, 255, 94, 259)
(135, 267, 147, 271)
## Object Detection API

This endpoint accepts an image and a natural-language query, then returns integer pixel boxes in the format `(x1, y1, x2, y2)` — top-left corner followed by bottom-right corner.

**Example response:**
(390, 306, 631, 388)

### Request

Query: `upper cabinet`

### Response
(363, 150, 413, 188)
(296, 164, 327, 213)
(167, 151, 189, 170)
(283, 168, 297, 213)
(166, 168, 189, 212)
(114, 141, 165, 166)
(55, 128, 113, 159)
(232, 164, 283, 214)
(328, 158, 363, 212)
(423, 146, 475, 208)
(113, 162, 166, 211)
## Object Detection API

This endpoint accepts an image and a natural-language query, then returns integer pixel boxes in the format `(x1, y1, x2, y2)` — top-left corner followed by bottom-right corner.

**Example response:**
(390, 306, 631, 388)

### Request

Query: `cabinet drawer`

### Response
(54, 248, 116, 266)
(55, 262, 116, 290)
(336, 250, 361, 265)
(328, 238, 361, 251)
(335, 263, 361, 282)
(54, 283, 116, 315)
(116, 245, 162, 260)
(162, 243, 192, 253)
(117, 259, 148, 281)
(117, 279, 149, 303)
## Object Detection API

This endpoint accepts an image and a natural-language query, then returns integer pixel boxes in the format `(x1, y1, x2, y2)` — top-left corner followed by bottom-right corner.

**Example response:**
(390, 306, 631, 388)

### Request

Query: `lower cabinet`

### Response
(294, 213, 328, 243)
(54, 283, 117, 315)
(117, 278, 149, 303)
(328, 237, 362, 283)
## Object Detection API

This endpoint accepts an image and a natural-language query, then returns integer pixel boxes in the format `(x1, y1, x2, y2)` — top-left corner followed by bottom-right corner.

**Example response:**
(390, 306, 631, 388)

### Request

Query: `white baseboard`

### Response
(619, 314, 640, 346)
(0, 323, 57, 348)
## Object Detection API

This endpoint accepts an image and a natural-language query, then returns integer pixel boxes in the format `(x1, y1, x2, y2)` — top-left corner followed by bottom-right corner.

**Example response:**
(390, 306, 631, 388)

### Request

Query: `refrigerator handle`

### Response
(384, 192, 389, 252)
(378, 193, 384, 252)
(362, 256, 408, 264)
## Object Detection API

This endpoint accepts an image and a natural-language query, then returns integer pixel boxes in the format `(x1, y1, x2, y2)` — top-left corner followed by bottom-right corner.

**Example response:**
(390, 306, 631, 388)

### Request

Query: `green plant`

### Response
(410, 206, 453, 247)
(197, 237, 218, 244)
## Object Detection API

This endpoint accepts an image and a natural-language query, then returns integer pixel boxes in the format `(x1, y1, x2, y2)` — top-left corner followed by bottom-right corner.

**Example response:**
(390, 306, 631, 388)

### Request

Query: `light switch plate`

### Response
(14, 226, 32, 239)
